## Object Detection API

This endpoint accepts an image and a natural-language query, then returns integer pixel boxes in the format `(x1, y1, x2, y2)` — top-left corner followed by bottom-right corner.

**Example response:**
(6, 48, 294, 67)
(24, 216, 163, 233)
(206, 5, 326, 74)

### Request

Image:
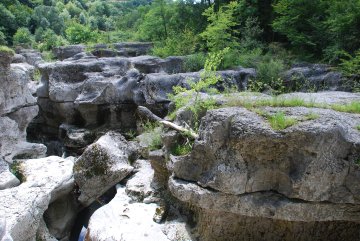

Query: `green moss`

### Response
(0, 46, 14, 55)
(74, 145, 111, 179)
(268, 112, 298, 130)
(10, 161, 26, 183)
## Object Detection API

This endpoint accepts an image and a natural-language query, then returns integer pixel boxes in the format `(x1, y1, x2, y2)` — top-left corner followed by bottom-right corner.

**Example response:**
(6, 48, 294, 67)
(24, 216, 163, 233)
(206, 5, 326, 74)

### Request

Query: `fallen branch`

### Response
(137, 106, 199, 139)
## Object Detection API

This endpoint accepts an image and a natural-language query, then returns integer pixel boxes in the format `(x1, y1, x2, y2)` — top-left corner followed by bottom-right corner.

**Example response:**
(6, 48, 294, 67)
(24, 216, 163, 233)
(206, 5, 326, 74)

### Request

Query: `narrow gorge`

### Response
(1, 43, 360, 241)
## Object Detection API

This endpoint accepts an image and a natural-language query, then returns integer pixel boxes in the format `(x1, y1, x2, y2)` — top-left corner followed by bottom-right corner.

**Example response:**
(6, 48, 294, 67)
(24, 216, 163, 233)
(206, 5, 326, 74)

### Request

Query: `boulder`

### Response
(283, 63, 346, 92)
(166, 92, 360, 240)
(0, 156, 74, 241)
(53, 44, 86, 60)
(0, 158, 19, 190)
(16, 49, 43, 66)
(85, 185, 169, 241)
(74, 132, 135, 206)
(113, 42, 153, 56)
(11, 54, 25, 64)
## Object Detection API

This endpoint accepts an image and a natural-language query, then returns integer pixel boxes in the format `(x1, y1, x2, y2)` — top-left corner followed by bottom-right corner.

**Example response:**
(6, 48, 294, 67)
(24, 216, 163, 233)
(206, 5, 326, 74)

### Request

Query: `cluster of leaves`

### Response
(168, 48, 229, 129)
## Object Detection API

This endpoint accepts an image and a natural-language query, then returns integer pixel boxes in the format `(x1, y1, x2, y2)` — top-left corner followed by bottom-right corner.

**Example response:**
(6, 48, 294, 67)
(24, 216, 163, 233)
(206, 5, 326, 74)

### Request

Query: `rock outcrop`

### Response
(0, 49, 46, 163)
(86, 159, 192, 241)
(284, 63, 347, 92)
(166, 92, 360, 241)
(74, 132, 136, 206)
(0, 156, 74, 241)
(31, 53, 254, 154)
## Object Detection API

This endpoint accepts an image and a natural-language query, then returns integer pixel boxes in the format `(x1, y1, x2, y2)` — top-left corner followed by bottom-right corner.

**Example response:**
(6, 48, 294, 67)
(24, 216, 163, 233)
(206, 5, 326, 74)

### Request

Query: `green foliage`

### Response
(268, 112, 297, 130)
(254, 58, 285, 94)
(200, 1, 239, 52)
(331, 101, 360, 114)
(356, 125, 360, 131)
(13, 27, 33, 47)
(0, 46, 15, 55)
(340, 50, 360, 76)
(304, 112, 320, 121)
(168, 48, 228, 129)
(152, 29, 198, 58)
(183, 53, 207, 72)
(137, 121, 163, 151)
(65, 22, 97, 44)
(171, 141, 193, 156)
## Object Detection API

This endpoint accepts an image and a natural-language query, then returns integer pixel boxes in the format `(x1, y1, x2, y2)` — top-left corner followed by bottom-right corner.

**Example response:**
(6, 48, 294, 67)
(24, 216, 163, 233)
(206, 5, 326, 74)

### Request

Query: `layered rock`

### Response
(0, 49, 46, 163)
(31, 53, 254, 154)
(284, 63, 347, 91)
(167, 92, 360, 240)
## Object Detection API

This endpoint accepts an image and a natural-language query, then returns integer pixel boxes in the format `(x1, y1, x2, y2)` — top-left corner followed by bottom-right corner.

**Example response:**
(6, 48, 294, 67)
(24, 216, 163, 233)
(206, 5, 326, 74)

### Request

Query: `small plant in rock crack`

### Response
(168, 48, 229, 130)
(268, 111, 297, 130)
(137, 120, 163, 151)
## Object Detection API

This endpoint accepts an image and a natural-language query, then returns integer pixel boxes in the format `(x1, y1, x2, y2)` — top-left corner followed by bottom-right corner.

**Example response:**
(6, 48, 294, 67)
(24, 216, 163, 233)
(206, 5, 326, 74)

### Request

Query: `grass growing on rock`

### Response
(170, 141, 193, 156)
(268, 112, 298, 130)
(137, 121, 163, 151)
(225, 95, 360, 114)
(0, 46, 15, 55)
(356, 125, 360, 131)
(304, 112, 320, 120)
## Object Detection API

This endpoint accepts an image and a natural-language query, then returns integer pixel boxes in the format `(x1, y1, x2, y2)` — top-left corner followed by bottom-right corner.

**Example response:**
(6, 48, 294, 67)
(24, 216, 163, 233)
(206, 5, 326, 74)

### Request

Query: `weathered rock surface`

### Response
(0, 54, 46, 163)
(0, 156, 74, 241)
(53, 44, 86, 60)
(166, 92, 360, 240)
(74, 132, 135, 206)
(0, 158, 19, 190)
(86, 158, 192, 241)
(284, 63, 346, 92)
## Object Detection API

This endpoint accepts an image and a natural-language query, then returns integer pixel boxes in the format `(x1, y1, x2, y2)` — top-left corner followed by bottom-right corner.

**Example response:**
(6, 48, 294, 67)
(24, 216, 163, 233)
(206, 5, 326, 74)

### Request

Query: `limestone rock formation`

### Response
(166, 92, 360, 240)
(86, 159, 192, 241)
(0, 156, 74, 241)
(74, 132, 135, 206)
(284, 63, 346, 91)
(0, 50, 46, 163)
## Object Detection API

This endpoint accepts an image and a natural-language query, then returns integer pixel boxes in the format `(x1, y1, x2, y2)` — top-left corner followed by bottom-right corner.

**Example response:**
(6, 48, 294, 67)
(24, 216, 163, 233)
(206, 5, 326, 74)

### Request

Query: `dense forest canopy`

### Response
(0, 0, 359, 74)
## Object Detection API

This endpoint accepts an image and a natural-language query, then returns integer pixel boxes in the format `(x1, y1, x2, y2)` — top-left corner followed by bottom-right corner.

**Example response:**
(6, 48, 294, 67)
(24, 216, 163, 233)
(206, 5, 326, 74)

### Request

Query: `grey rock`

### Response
(53, 45, 86, 60)
(86, 185, 170, 241)
(0, 159, 19, 190)
(283, 63, 346, 92)
(74, 132, 134, 206)
(17, 49, 43, 66)
(0, 156, 74, 241)
(11, 54, 26, 64)
(126, 159, 156, 202)
(113, 42, 153, 56)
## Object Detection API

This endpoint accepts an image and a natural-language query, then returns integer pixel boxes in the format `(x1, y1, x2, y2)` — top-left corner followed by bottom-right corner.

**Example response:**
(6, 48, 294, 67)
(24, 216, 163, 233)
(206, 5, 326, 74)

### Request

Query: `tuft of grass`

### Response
(0, 46, 14, 55)
(356, 125, 360, 131)
(355, 159, 360, 165)
(225, 96, 360, 115)
(268, 112, 298, 130)
(331, 102, 360, 114)
(304, 112, 320, 120)
(137, 121, 163, 151)
(171, 141, 193, 156)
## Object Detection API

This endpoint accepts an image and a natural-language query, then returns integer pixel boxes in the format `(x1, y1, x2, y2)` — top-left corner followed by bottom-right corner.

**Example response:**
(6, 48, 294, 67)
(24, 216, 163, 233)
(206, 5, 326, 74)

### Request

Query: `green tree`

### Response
(13, 27, 33, 47)
(137, 0, 173, 41)
(200, 1, 239, 52)
(65, 21, 97, 44)
(272, 0, 328, 58)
